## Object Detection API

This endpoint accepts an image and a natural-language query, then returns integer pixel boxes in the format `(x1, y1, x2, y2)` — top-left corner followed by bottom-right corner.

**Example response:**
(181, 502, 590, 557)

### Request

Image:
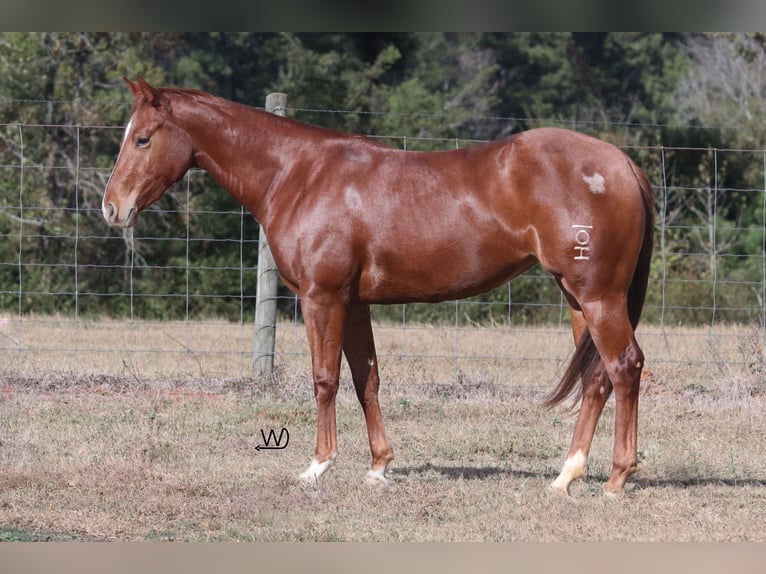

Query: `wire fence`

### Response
(1, 111, 765, 395)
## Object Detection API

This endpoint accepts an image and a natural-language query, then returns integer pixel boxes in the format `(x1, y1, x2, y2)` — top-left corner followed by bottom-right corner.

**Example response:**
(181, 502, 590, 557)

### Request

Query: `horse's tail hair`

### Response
(626, 158, 654, 328)
(545, 157, 654, 409)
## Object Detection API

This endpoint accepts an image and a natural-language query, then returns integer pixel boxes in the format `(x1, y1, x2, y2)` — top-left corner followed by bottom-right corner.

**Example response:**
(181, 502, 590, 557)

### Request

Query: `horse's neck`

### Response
(182, 98, 297, 226)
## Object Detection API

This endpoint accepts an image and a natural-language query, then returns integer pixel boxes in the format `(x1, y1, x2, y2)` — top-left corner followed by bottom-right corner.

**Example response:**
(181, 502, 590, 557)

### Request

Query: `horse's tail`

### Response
(545, 157, 654, 409)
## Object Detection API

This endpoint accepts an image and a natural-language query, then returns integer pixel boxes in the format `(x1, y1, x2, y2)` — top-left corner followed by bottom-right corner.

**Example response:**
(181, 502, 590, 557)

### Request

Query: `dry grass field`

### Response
(1, 319, 765, 541)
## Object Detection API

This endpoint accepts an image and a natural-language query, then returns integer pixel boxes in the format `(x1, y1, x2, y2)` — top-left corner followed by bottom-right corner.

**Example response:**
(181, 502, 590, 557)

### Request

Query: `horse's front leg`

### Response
(298, 291, 347, 485)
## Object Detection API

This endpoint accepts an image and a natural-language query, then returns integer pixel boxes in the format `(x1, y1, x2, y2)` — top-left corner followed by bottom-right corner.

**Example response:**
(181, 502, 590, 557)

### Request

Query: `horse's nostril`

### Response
(107, 202, 116, 219)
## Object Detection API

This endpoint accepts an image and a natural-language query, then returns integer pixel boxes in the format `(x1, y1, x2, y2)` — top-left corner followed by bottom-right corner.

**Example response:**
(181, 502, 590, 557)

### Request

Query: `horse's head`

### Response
(102, 78, 194, 228)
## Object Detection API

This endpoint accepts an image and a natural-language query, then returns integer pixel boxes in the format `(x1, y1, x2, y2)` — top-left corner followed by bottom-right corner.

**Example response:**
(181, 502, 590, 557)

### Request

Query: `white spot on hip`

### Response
(582, 172, 606, 194)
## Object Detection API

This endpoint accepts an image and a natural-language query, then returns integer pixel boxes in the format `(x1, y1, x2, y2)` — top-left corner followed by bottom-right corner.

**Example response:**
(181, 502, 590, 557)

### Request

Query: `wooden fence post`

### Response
(253, 92, 287, 376)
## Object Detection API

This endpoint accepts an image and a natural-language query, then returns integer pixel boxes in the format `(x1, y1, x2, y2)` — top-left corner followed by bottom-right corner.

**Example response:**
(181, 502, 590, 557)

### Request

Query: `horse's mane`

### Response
(155, 86, 399, 151)
(159, 86, 238, 108)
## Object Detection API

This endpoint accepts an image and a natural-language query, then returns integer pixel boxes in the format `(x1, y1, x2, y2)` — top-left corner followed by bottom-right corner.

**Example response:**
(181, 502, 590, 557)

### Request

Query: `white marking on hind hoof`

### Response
(549, 481, 571, 496)
(299, 455, 336, 484)
(550, 450, 587, 495)
(365, 468, 391, 487)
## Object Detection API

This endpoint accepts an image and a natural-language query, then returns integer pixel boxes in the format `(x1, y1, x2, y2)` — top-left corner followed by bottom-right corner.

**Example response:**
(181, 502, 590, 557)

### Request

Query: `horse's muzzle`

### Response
(103, 201, 137, 228)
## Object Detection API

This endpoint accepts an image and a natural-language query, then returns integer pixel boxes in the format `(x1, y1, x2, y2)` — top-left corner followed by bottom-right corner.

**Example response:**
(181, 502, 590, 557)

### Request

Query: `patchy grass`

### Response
(1, 320, 765, 540)
(1, 378, 764, 541)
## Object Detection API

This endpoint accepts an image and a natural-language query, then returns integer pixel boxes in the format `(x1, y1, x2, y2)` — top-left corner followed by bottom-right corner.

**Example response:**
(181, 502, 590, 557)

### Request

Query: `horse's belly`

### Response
(356, 248, 536, 304)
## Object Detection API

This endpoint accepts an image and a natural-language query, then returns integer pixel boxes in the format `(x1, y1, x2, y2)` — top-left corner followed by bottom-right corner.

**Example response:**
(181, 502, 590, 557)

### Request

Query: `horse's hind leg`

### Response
(343, 303, 395, 485)
(550, 307, 613, 495)
(579, 296, 644, 496)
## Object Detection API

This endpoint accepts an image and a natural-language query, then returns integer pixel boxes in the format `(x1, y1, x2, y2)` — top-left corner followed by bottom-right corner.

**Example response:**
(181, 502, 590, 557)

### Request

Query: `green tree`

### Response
(0, 33, 173, 316)
(377, 33, 501, 146)
(484, 32, 688, 135)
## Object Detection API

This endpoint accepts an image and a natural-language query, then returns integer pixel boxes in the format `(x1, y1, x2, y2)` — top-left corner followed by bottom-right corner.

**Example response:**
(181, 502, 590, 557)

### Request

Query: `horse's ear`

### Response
(123, 77, 141, 98)
(137, 78, 162, 106)
(124, 77, 162, 107)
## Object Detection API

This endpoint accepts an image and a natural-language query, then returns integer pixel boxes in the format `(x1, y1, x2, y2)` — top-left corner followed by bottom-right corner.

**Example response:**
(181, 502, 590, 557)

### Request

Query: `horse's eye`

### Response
(135, 136, 150, 147)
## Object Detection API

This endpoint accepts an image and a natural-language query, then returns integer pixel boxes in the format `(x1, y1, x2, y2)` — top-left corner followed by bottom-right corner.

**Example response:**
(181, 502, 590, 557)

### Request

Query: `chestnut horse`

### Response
(103, 78, 653, 496)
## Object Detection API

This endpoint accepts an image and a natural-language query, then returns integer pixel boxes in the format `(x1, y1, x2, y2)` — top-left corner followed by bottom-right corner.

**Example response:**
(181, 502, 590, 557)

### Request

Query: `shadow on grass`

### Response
(391, 462, 558, 481)
(632, 476, 766, 489)
(393, 463, 766, 490)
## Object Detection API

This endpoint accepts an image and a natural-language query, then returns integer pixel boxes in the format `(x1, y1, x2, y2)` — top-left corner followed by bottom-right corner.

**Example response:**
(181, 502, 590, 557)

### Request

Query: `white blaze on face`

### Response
(582, 172, 606, 194)
(122, 116, 135, 145)
(103, 115, 136, 220)
(114, 115, 136, 170)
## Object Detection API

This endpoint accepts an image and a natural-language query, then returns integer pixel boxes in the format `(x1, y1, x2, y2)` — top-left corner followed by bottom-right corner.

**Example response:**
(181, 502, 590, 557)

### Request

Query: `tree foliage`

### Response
(0, 32, 763, 325)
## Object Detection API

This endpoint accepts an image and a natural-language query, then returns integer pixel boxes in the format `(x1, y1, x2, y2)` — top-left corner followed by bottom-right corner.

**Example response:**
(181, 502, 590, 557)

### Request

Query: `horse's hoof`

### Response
(299, 456, 336, 484)
(365, 468, 391, 487)
(603, 487, 624, 499)
(548, 482, 571, 496)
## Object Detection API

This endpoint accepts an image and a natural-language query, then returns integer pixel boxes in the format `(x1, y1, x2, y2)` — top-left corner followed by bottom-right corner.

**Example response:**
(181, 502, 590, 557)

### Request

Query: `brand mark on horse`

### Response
(572, 224, 593, 260)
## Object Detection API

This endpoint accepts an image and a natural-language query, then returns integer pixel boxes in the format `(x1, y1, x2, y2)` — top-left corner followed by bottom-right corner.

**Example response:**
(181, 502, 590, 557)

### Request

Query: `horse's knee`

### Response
(313, 373, 340, 403)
